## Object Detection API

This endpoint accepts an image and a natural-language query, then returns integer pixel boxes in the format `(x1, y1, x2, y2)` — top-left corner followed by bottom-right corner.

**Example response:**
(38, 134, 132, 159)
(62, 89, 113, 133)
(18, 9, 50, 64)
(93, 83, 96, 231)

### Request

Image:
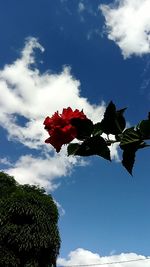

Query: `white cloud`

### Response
(4, 153, 77, 191)
(0, 157, 12, 166)
(78, 2, 85, 13)
(110, 142, 120, 162)
(58, 248, 150, 266)
(58, 248, 101, 265)
(0, 37, 105, 149)
(100, 0, 150, 58)
(1, 150, 88, 191)
(0, 37, 119, 189)
(54, 199, 66, 216)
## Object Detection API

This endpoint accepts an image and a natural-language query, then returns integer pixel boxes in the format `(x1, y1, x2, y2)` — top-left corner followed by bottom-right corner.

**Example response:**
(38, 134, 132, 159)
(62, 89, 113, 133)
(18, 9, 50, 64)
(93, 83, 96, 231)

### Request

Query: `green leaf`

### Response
(120, 128, 141, 174)
(71, 136, 111, 161)
(120, 127, 141, 148)
(116, 108, 126, 132)
(95, 137, 111, 161)
(120, 128, 149, 174)
(137, 120, 150, 139)
(92, 122, 103, 136)
(71, 118, 93, 140)
(117, 108, 127, 115)
(67, 143, 81, 156)
(122, 147, 137, 175)
(100, 101, 126, 135)
(121, 142, 149, 175)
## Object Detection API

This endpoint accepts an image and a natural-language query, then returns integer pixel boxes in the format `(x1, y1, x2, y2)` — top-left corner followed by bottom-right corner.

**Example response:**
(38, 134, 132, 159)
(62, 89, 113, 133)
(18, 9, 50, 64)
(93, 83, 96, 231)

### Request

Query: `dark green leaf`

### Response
(137, 120, 150, 139)
(71, 118, 93, 140)
(93, 122, 103, 136)
(122, 147, 137, 175)
(138, 142, 150, 149)
(120, 128, 142, 174)
(120, 128, 149, 174)
(100, 101, 126, 135)
(117, 108, 127, 115)
(72, 136, 111, 161)
(122, 142, 149, 175)
(67, 143, 81, 156)
(116, 108, 126, 132)
(115, 133, 122, 142)
(105, 101, 116, 116)
(120, 127, 142, 148)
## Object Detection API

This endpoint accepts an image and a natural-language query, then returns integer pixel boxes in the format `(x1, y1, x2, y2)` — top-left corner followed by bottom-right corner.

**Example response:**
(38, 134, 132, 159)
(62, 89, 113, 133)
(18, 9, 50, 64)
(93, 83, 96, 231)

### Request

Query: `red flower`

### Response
(44, 107, 87, 152)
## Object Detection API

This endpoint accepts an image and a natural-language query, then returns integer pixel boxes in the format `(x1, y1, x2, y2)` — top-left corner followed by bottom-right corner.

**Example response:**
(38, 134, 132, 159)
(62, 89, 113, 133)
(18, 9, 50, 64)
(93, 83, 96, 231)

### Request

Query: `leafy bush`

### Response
(0, 172, 60, 267)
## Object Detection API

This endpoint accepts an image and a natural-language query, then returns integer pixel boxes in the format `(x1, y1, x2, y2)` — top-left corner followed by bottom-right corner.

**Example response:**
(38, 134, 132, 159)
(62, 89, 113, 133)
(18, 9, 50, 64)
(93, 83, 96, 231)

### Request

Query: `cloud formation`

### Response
(5, 153, 77, 191)
(0, 37, 105, 149)
(100, 0, 150, 58)
(57, 248, 150, 266)
(0, 37, 119, 189)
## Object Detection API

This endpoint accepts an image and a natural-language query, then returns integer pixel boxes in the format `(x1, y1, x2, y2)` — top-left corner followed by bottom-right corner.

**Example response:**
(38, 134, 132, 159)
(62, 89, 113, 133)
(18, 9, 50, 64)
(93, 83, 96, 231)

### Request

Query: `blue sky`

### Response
(0, 0, 150, 265)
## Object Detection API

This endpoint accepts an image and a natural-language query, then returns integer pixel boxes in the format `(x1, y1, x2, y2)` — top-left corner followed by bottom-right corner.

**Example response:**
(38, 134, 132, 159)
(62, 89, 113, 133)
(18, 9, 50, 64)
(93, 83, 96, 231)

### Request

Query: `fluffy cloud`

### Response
(5, 153, 77, 191)
(0, 37, 105, 149)
(58, 248, 150, 266)
(0, 37, 118, 189)
(100, 0, 150, 58)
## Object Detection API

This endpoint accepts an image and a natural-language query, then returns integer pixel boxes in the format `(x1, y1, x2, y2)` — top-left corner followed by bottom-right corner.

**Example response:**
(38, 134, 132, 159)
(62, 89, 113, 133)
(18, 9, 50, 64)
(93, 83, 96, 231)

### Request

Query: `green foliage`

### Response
(71, 118, 93, 140)
(68, 101, 150, 174)
(137, 119, 150, 139)
(68, 136, 111, 161)
(0, 172, 60, 267)
(99, 101, 126, 135)
(0, 172, 18, 197)
(119, 127, 148, 174)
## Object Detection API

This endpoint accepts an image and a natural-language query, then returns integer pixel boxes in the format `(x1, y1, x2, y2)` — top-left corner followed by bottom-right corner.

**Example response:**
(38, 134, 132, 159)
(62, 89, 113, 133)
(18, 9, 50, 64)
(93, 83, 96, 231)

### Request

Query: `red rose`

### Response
(44, 107, 87, 152)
